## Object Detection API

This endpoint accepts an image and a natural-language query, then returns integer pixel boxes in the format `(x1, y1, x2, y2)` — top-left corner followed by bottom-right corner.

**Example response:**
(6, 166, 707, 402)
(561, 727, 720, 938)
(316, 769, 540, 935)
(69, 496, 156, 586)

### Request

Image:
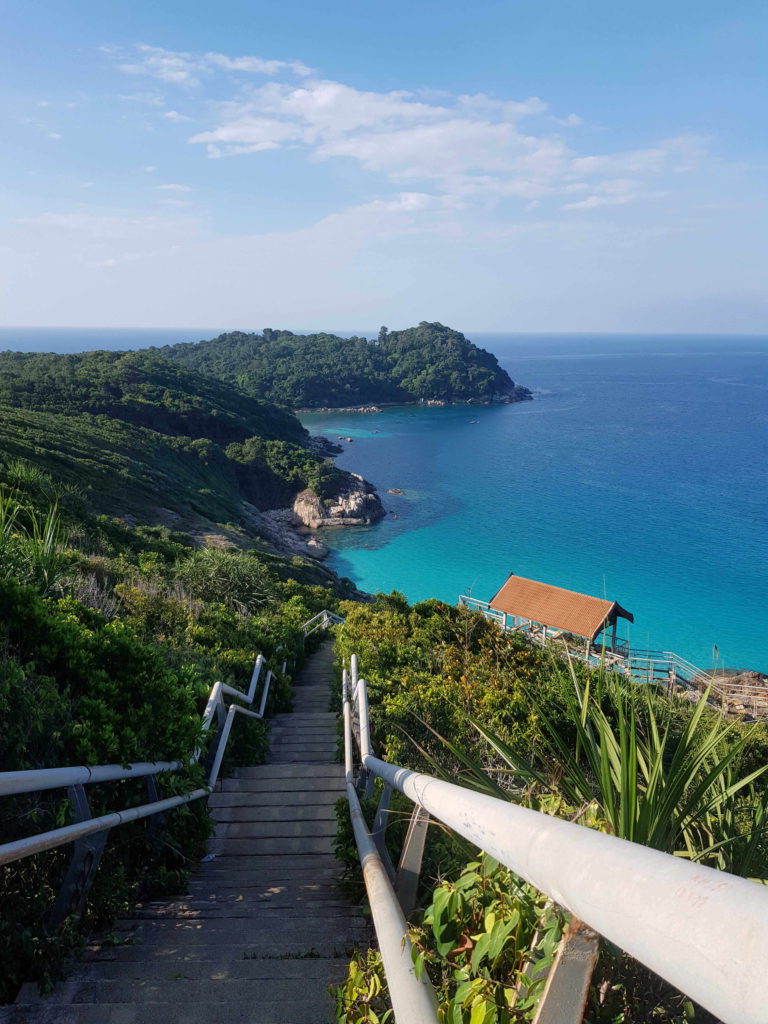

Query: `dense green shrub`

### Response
(334, 594, 767, 1023)
(0, 474, 341, 1003)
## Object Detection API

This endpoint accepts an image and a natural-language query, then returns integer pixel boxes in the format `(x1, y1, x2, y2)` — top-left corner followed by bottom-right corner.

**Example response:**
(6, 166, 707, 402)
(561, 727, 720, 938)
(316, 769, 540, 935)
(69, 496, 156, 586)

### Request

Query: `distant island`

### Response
(159, 321, 533, 409)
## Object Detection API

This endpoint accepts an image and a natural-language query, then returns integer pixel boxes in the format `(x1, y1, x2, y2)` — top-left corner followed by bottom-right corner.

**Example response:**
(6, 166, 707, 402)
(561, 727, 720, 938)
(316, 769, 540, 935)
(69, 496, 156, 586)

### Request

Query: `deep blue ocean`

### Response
(1, 329, 765, 671)
(301, 335, 768, 673)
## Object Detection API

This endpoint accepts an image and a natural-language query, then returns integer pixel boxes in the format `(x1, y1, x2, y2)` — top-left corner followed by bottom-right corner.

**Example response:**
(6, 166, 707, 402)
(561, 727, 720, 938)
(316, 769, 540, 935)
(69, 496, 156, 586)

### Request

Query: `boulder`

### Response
(293, 474, 385, 529)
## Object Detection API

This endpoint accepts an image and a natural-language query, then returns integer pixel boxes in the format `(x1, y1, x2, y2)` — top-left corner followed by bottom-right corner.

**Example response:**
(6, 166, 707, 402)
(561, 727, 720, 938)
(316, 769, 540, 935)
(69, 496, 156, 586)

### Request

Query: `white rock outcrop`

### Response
(292, 473, 385, 529)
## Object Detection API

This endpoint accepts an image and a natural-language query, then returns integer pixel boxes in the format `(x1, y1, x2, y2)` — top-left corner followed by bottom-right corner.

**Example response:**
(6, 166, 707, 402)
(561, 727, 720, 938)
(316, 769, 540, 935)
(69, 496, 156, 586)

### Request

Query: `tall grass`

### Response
(0, 488, 70, 595)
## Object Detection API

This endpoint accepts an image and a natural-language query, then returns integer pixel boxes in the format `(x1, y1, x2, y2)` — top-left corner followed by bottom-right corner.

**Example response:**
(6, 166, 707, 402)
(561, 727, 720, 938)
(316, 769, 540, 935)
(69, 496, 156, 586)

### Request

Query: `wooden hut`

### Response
(489, 573, 633, 656)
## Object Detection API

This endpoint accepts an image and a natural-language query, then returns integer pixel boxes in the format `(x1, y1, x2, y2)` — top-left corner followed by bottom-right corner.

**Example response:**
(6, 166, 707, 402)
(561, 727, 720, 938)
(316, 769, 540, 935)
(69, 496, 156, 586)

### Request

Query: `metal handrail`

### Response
(346, 658, 768, 1024)
(0, 651, 275, 869)
(342, 657, 440, 1023)
(303, 608, 345, 637)
(0, 609, 338, 871)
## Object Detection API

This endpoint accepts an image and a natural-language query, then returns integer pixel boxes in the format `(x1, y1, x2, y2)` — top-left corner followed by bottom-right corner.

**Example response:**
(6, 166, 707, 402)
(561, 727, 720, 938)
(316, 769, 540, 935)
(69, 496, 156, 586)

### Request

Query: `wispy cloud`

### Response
(104, 44, 709, 219)
(184, 74, 701, 214)
(116, 44, 311, 87)
(154, 183, 193, 191)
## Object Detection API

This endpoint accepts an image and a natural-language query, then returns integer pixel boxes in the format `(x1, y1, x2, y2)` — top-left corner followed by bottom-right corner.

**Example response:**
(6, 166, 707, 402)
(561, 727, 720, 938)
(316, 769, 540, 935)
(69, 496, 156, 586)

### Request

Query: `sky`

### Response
(1, 0, 767, 332)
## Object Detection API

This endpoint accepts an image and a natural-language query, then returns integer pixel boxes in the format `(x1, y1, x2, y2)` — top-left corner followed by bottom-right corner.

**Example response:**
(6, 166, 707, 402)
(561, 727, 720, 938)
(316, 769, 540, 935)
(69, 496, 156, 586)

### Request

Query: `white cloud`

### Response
(154, 183, 193, 191)
(120, 92, 165, 106)
(203, 51, 311, 77)
(16, 211, 198, 241)
(561, 177, 664, 211)
(143, 165, 158, 173)
(552, 112, 582, 127)
(115, 44, 311, 87)
(48, 132, 62, 140)
(107, 46, 708, 219)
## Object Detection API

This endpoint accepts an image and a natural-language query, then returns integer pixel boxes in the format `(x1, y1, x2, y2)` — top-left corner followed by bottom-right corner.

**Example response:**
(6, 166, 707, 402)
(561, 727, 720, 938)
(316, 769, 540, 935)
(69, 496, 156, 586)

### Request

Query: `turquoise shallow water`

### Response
(301, 335, 768, 672)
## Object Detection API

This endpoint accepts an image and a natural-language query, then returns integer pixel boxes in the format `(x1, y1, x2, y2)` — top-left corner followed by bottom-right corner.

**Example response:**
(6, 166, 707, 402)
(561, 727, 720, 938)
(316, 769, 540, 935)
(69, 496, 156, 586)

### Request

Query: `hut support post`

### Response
(611, 620, 617, 653)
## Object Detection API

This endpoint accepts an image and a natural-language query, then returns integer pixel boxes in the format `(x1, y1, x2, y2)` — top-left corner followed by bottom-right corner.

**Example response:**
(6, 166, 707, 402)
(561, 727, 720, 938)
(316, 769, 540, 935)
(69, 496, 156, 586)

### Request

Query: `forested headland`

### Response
(160, 321, 533, 408)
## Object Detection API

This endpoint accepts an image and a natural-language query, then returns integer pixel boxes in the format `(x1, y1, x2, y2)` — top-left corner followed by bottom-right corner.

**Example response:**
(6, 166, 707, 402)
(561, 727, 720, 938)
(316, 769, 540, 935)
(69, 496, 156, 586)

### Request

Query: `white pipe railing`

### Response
(0, 648, 276, 870)
(342, 668, 439, 1023)
(347, 657, 768, 1024)
(0, 761, 183, 799)
(303, 609, 345, 637)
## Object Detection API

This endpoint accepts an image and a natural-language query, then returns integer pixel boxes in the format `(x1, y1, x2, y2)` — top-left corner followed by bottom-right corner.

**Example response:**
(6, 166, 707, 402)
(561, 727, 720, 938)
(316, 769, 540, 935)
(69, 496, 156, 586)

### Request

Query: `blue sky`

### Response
(2, 0, 766, 331)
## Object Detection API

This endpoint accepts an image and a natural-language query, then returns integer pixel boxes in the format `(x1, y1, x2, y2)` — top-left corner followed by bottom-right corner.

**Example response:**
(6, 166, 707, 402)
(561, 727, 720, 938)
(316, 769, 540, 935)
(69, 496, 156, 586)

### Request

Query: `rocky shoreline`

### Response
(294, 387, 532, 415)
(246, 440, 385, 562)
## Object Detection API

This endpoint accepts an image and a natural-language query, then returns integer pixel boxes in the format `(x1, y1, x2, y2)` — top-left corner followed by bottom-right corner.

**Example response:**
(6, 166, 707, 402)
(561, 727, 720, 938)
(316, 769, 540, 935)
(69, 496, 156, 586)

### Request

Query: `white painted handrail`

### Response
(347, 657, 768, 1024)
(303, 609, 345, 637)
(342, 666, 439, 1023)
(0, 761, 183, 798)
(0, 648, 276, 869)
(0, 613, 333, 870)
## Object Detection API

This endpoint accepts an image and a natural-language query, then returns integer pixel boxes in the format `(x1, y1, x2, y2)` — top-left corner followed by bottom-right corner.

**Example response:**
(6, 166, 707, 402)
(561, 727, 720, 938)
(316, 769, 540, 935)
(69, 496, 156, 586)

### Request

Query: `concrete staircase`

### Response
(6, 640, 369, 1024)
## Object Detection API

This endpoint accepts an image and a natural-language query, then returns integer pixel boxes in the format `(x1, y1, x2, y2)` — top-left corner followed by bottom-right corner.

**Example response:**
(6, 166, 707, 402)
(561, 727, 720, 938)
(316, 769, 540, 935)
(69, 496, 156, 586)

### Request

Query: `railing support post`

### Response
(532, 918, 599, 1024)
(48, 785, 109, 930)
(372, 783, 395, 881)
(395, 804, 430, 917)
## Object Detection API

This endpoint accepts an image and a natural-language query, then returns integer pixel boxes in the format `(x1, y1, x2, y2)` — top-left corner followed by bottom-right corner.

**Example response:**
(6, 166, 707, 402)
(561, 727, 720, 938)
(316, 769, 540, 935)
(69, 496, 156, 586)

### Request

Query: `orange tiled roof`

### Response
(489, 574, 633, 641)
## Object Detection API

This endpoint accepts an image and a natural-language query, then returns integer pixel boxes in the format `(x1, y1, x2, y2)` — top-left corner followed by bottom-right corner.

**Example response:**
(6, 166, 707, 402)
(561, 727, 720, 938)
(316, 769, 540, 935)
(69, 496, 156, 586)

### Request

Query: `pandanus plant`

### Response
(412, 651, 768, 877)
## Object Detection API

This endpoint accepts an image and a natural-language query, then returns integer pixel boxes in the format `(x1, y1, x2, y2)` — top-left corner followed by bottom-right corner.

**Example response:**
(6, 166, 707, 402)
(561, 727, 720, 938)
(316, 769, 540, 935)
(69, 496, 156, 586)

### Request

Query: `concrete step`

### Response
(123, 902, 359, 921)
(209, 790, 339, 809)
(5, 997, 343, 1024)
(269, 728, 337, 740)
(186, 869, 342, 887)
(266, 754, 338, 765)
(14, 973, 348, 1007)
(211, 803, 337, 822)
(188, 854, 342, 876)
(34, 956, 352, 984)
(89, 918, 369, 955)
(214, 819, 336, 840)
(266, 748, 338, 761)
(228, 765, 343, 780)
(267, 739, 338, 752)
(207, 835, 335, 856)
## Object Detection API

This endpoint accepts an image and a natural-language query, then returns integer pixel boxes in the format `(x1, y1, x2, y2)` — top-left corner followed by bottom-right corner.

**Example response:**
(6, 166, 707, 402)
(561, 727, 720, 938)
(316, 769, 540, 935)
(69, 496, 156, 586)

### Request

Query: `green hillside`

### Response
(0, 349, 306, 444)
(0, 349, 342, 527)
(160, 321, 532, 408)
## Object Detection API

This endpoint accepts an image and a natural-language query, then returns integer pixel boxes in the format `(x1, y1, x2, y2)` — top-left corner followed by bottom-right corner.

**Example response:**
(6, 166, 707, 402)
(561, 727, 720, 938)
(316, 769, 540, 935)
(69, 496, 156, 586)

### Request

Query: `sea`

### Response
(1, 328, 766, 672)
(301, 334, 768, 673)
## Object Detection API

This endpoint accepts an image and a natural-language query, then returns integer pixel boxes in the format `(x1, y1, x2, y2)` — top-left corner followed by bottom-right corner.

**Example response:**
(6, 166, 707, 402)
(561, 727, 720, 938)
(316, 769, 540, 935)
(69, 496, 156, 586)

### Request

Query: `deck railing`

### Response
(458, 594, 768, 718)
(342, 652, 768, 1024)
